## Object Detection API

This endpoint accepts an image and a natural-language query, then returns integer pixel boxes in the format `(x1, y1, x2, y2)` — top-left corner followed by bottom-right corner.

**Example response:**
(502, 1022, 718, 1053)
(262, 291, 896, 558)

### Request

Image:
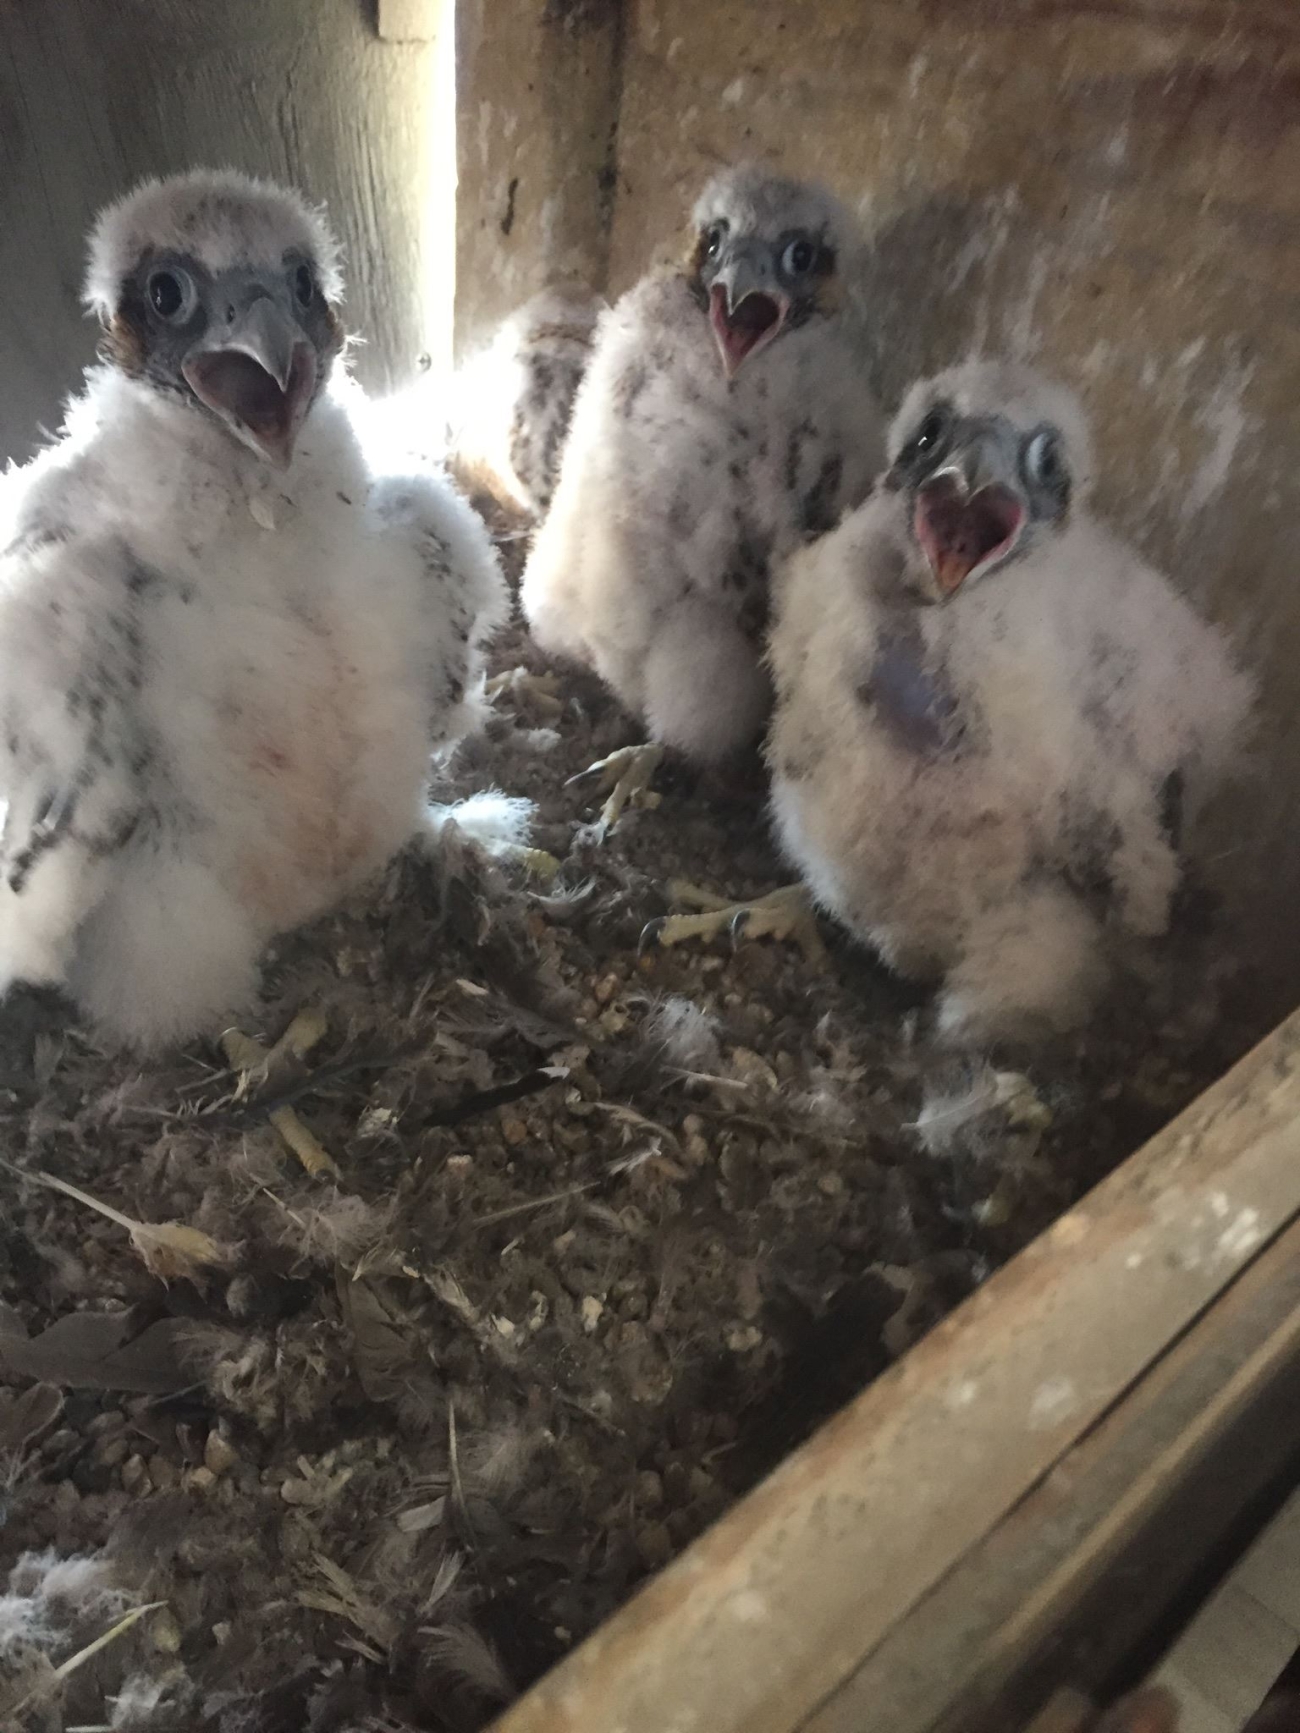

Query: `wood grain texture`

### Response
(490, 1009, 1300, 1733)
(807, 1215, 1300, 1731)
(1154, 1489, 1300, 1730)
(0, 0, 445, 466)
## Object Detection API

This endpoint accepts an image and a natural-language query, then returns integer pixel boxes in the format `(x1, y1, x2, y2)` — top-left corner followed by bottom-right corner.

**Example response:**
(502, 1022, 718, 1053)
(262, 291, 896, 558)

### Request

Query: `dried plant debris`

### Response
(0, 557, 1261, 1731)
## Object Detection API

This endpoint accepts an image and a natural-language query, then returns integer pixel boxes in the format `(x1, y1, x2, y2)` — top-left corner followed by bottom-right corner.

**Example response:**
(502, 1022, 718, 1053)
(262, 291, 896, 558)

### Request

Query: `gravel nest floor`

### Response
(0, 541, 1265, 1733)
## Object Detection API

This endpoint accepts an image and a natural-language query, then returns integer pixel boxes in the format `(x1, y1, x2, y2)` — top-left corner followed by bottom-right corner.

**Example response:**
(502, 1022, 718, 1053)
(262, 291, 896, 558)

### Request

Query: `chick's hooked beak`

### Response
(182, 287, 317, 469)
(708, 242, 790, 378)
(913, 431, 1027, 599)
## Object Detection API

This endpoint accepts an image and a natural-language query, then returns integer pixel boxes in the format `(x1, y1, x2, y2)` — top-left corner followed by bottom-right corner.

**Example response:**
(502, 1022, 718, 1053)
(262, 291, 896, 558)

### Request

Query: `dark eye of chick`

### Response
(904, 406, 950, 464)
(782, 237, 816, 276)
(148, 271, 185, 319)
(1021, 427, 1071, 517)
(1024, 429, 1061, 485)
(293, 263, 315, 308)
(703, 224, 725, 260)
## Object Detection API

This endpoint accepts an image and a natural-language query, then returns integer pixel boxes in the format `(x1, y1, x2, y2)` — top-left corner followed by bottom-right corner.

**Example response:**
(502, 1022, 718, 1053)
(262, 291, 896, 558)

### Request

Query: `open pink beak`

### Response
(709, 282, 789, 378)
(182, 297, 317, 469)
(913, 473, 1026, 597)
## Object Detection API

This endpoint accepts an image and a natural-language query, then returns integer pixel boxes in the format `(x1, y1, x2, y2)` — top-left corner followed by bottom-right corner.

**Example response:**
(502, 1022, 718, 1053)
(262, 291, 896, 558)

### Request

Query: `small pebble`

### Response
(93, 1437, 130, 1469)
(501, 1116, 529, 1147)
(688, 1466, 715, 1500)
(149, 1607, 183, 1654)
(636, 1521, 673, 1569)
(121, 1454, 151, 1496)
(148, 1453, 179, 1491)
(683, 1133, 711, 1168)
(636, 1470, 663, 1508)
(204, 1431, 237, 1477)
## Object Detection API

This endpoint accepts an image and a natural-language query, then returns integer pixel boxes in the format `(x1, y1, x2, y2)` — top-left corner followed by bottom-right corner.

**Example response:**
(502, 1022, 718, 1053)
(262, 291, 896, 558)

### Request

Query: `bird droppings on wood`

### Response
(0, 536, 1267, 1731)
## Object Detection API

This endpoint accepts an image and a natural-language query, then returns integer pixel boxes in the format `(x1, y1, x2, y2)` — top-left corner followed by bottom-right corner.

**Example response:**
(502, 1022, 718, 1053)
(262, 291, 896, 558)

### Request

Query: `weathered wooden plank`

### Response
(1153, 1489, 1300, 1729)
(807, 1215, 1300, 1731)
(491, 1010, 1300, 1733)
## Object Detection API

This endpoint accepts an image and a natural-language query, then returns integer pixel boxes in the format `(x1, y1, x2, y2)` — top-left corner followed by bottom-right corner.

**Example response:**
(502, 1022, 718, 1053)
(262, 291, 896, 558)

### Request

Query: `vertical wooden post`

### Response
(454, 0, 625, 357)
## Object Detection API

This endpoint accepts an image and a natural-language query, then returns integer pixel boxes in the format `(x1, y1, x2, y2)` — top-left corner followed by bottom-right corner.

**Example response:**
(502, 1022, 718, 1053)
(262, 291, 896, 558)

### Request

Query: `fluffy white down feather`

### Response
(767, 361, 1254, 1041)
(447, 285, 602, 519)
(0, 356, 503, 1050)
(521, 170, 883, 763)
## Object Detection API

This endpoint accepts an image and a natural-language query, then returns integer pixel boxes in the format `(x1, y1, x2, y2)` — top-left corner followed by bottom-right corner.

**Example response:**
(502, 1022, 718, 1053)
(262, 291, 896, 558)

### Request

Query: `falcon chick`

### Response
(448, 284, 602, 521)
(767, 360, 1253, 1041)
(521, 165, 884, 827)
(0, 168, 505, 1050)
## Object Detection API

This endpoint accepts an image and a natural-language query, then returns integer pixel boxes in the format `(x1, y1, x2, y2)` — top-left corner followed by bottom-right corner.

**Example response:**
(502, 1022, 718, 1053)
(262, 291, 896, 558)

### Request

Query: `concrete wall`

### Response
(458, 0, 1300, 1010)
(0, 0, 444, 466)
(454, 0, 624, 355)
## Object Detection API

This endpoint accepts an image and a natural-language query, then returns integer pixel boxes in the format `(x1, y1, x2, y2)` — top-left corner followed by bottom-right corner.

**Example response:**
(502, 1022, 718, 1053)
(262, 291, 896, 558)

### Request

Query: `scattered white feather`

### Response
(645, 995, 723, 1070)
(426, 791, 535, 857)
(912, 1065, 1051, 1159)
(420, 1623, 512, 1701)
(108, 1674, 179, 1729)
(519, 727, 563, 753)
(270, 1191, 395, 1266)
(787, 1066, 859, 1132)
(0, 1548, 126, 1659)
(462, 1423, 535, 1497)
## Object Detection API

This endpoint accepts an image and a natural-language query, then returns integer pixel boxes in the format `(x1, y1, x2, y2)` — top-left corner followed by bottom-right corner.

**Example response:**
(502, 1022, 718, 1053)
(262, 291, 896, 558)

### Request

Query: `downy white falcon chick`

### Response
(0, 169, 504, 1049)
(767, 360, 1253, 1041)
(448, 284, 602, 521)
(521, 165, 884, 828)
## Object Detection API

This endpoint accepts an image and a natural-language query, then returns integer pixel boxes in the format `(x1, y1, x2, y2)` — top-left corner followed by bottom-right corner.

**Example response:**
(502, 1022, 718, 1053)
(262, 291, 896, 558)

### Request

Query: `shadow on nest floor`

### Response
(0, 598, 1262, 1733)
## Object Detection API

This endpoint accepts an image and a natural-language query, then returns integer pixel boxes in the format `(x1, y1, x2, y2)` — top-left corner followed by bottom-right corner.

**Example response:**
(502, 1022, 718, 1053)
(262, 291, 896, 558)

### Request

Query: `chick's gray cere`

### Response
(767, 360, 1255, 1042)
(0, 168, 505, 1050)
(520, 164, 884, 767)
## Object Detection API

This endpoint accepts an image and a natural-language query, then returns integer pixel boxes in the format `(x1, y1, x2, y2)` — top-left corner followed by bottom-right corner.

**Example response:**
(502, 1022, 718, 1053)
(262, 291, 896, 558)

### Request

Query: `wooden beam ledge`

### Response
(490, 1009, 1300, 1733)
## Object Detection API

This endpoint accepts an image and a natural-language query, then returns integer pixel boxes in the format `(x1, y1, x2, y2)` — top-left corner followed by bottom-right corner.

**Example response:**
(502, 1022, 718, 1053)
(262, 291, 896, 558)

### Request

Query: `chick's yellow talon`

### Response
(640, 882, 824, 962)
(567, 742, 665, 834)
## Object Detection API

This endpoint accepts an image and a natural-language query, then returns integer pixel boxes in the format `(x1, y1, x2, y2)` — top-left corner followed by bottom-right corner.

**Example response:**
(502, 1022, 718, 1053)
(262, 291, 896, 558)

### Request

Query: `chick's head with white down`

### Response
(86, 169, 345, 468)
(883, 361, 1093, 603)
(687, 167, 852, 378)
